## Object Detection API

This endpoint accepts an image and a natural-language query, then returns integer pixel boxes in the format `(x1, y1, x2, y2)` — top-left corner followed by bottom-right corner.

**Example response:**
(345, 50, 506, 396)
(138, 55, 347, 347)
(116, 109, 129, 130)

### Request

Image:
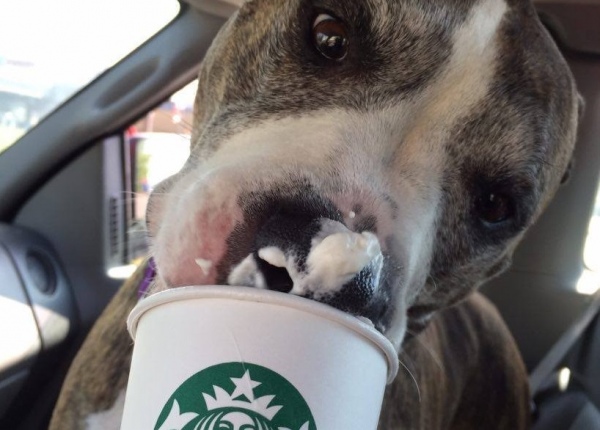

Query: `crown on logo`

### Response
(202, 369, 283, 421)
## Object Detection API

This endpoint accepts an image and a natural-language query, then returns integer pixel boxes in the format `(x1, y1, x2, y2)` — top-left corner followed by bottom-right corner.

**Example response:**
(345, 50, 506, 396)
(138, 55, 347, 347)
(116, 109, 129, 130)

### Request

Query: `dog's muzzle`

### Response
(226, 196, 386, 319)
(151, 171, 402, 335)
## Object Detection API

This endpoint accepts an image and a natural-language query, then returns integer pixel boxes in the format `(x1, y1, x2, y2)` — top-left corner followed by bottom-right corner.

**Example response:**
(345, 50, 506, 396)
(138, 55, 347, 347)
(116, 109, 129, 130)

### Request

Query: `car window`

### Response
(582, 188, 600, 294)
(107, 80, 195, 279)
(0, 0, 180, 155)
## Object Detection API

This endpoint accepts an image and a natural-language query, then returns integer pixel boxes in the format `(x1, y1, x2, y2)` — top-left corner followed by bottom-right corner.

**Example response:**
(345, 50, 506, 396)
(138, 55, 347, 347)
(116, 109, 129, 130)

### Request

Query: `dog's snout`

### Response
(235, 198, 385, 318)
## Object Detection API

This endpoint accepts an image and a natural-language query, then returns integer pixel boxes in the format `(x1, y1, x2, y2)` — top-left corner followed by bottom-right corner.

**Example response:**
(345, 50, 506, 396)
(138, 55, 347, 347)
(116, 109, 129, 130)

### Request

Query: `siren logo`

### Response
(155, 362, 316, 430)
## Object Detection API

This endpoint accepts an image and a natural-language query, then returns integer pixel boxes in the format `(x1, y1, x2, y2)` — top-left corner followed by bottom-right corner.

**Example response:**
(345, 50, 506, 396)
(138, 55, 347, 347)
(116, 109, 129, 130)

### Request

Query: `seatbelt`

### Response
(529, 287, 600, 395)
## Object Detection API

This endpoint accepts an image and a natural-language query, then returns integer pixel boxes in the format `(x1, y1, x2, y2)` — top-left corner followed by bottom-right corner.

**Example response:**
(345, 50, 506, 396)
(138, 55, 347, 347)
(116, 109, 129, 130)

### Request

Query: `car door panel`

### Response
(0, 224, 77, 419)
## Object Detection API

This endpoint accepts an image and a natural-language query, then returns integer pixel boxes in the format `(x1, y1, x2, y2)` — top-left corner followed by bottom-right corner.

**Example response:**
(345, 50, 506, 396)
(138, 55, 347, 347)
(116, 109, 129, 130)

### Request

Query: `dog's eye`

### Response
(312, 13, 348, 61)
(477, 192, 514, 225)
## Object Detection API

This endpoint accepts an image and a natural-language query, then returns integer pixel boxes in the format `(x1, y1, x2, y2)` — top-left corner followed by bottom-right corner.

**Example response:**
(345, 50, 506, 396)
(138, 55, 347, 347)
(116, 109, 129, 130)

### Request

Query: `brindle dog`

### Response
(50, 0, 580, 428)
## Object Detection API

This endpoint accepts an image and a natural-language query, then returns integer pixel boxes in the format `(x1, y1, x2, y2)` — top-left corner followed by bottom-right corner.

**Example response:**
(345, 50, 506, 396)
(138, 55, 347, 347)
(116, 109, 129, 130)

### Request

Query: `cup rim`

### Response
(128, 285, 399, 383)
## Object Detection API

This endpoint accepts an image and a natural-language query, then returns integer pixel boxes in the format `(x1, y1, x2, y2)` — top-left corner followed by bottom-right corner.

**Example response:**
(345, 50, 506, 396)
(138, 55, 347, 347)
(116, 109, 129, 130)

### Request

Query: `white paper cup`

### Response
(121, 286, 399, 430)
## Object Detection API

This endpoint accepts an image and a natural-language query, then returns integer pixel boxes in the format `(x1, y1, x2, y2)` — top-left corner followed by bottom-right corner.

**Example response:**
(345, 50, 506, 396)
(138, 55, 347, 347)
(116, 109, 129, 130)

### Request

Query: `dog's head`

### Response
(147, 0, 579, 349)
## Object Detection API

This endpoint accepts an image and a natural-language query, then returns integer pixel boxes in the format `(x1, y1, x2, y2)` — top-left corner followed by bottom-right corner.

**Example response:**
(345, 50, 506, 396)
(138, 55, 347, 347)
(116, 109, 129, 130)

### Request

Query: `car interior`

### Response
(0, 0, 599, 428)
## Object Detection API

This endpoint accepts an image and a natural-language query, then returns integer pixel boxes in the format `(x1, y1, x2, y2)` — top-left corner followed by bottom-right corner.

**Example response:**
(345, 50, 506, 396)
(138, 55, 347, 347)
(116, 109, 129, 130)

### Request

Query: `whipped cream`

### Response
(194, 258, 213, 276)
(296, 220, 383, 298)
(299, 228, 382, 297)
(228, 254, 266, 289)
(228, 219, 383, 300)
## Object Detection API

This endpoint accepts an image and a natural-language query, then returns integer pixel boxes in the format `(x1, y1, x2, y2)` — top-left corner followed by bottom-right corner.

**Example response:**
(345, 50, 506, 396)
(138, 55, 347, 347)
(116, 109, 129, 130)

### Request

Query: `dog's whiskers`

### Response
(405, 328, 444, 372)
(398, 358, 421, 404)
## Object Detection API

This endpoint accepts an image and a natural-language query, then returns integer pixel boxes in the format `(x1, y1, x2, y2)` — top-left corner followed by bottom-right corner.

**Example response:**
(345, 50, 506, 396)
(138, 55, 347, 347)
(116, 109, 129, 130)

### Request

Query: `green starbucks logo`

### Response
(155, 362, 316, 430)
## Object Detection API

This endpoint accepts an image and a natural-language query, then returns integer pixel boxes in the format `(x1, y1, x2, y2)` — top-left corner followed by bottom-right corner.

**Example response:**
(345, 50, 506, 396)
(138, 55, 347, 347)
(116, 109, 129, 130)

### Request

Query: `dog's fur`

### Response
(50, 0, 579, 428)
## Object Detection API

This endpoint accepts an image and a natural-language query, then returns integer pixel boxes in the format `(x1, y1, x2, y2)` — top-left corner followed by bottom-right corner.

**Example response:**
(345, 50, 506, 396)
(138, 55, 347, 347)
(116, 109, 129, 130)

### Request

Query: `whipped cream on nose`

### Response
(299, 224, 383, 298)
(229, 218, 384, 303)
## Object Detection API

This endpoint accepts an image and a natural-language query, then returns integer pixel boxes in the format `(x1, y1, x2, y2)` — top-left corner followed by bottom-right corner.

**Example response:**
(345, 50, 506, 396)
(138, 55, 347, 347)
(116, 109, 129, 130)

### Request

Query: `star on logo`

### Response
(230, 369, 261, 401)
(203, 369, 283, 421)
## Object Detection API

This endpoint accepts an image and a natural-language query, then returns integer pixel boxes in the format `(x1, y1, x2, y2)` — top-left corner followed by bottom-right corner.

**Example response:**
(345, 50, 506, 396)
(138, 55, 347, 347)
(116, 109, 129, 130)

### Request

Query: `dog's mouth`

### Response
(226, 213, 388, 325)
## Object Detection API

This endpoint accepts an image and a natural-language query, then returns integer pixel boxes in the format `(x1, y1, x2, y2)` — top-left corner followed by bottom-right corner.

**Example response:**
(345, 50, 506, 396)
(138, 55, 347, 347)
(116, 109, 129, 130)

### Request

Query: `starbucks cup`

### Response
(121, 286, 399, 430)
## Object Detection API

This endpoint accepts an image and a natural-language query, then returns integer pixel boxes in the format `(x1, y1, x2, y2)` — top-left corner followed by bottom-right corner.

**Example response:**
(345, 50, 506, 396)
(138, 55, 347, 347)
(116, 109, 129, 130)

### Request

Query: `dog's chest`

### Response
(84, 389, 126, 429)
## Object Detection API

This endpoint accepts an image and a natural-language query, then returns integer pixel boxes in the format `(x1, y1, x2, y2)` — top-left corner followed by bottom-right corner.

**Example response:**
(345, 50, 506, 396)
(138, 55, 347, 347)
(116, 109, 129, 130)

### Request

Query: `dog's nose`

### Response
(254, 213, 323, 293)
(246, 208, 384, 316)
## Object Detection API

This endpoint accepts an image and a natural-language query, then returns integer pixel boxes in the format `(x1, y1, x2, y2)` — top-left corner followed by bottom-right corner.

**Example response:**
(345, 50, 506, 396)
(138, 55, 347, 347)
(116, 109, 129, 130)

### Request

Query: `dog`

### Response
(49, 0, 580, 428)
